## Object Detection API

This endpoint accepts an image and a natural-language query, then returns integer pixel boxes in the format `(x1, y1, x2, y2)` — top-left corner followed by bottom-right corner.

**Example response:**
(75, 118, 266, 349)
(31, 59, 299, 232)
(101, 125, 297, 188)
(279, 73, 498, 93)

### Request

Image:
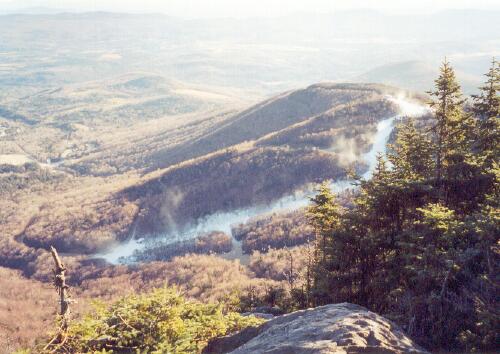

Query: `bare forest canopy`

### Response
(0, 8, 498, 354)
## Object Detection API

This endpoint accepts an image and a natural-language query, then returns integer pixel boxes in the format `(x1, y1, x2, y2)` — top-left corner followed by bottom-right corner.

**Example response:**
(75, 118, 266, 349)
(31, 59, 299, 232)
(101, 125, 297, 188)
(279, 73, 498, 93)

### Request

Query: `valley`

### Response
(100, 94, 429, 263)
(0, 8, 498, 354)
(0, 79, 427, 268)
(0, 79, 433, 352)
(0, 80, 428, 351)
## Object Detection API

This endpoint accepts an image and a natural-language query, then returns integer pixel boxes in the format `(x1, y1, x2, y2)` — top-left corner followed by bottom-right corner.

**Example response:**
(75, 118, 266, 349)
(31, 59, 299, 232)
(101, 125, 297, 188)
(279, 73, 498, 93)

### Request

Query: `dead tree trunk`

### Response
(50, 246, 71, 332)
(43, 246, 73, 353)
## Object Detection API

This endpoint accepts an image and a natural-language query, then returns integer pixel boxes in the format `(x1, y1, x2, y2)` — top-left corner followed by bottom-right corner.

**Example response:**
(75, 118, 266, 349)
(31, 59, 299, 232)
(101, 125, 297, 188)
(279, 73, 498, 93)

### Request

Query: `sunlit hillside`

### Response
(0, 3, 498, 354)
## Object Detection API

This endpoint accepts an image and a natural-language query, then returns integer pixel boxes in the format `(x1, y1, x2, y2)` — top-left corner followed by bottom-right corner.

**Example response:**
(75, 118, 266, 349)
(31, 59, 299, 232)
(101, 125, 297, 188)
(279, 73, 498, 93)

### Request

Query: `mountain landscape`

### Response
(354, 60, 484, 95)
(0, 4, 499, 354)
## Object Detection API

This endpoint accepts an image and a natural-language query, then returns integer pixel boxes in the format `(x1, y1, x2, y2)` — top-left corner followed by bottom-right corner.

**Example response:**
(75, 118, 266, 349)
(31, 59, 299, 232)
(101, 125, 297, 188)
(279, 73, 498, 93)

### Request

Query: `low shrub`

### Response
(43, 287, 263, 354)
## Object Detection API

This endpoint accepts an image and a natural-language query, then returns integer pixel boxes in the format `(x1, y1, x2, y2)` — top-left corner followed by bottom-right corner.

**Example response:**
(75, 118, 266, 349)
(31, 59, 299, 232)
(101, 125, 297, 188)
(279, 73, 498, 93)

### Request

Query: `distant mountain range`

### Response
(0, 6, 71, 14)
(353, 60, 484, 94)
(0, 10, 498, 96)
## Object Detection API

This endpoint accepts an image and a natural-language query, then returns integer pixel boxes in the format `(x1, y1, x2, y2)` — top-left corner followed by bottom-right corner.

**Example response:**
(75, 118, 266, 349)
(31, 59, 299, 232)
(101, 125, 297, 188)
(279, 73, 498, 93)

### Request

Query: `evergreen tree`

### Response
(400, 203, 469, 348)
(357, 154, 408, 236)
(307, 181, 342, 303)
(307, 181, 342, 263)
(305, 60, 498, 352)
(472, 58, 500, 167)
(389, 119, 434, 182)
(354, 155, 407, 308)
(427, 60, 471, 188)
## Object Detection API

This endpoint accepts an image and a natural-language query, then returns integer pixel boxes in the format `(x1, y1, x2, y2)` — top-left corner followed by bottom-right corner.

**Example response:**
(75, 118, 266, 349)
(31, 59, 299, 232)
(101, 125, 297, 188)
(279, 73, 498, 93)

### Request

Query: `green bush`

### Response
(46, 287, 263, 353)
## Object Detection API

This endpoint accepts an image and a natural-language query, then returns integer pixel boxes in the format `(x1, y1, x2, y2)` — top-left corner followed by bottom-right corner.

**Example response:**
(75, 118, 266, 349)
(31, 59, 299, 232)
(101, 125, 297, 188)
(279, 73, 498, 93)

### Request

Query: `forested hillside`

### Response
(3, 59, 498, 353)
(294, 59, 499, 351)
(15, 60, 495, 354)
(1, 4, 499, 353)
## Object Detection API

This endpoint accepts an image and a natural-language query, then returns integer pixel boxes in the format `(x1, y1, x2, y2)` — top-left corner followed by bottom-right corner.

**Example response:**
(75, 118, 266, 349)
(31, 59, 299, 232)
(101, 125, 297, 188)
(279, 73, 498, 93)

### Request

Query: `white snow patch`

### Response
(99, 95, 429, 264)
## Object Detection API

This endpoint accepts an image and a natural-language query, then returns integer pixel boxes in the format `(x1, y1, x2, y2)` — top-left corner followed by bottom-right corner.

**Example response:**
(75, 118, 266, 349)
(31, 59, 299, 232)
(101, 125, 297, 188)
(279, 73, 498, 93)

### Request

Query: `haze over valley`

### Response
(0, 3, 498, 353)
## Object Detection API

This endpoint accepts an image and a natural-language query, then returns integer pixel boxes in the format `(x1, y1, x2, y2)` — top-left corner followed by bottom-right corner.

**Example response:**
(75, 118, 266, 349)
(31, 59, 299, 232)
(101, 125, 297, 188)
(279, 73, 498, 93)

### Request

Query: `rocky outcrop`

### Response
(203, 303, 428, 354)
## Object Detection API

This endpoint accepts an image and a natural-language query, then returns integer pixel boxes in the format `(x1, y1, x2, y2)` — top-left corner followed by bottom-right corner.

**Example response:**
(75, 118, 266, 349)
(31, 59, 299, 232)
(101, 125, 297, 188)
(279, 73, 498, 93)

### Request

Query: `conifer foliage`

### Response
(308, 59, 499, 351)
(472, 58, 500, 166)
(307, 181, 342, 303)
(41, 288, 263, 353)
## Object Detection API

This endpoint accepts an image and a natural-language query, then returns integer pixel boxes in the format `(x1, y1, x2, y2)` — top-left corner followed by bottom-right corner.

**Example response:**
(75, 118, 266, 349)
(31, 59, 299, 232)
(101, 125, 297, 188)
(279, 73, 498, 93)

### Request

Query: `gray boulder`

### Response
(203, 303, 428, 354)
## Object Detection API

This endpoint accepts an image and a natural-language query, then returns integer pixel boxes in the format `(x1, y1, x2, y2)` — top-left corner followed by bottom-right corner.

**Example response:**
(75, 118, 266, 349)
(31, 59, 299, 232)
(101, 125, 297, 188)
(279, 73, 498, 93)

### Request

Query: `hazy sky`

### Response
(2, 0, 500, 18)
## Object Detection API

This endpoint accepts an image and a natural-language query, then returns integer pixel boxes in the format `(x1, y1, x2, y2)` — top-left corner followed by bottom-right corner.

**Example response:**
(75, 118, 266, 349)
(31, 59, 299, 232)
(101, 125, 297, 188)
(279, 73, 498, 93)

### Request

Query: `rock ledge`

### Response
(203, 303, 428, 354)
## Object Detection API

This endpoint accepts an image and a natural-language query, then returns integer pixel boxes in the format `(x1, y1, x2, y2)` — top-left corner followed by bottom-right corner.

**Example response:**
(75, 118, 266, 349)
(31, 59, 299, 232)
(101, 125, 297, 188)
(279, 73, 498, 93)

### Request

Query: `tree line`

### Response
(304, 59, 499, 351)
